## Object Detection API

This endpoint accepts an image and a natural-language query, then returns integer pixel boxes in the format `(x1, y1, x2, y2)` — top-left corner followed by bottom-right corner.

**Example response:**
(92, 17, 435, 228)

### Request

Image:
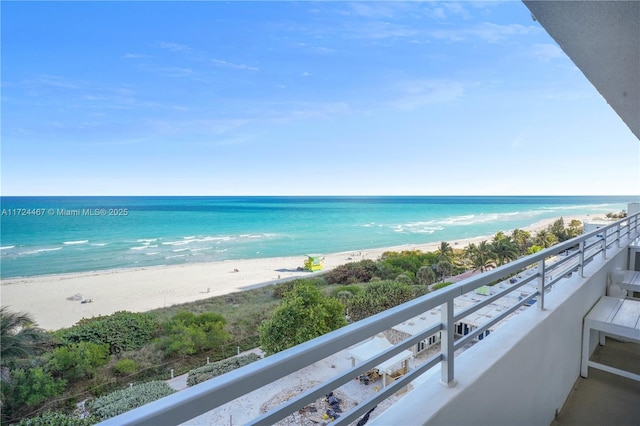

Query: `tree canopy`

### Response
(161, 311, 229, 357)
(259, 282, 346, 355)
(346, 280, 415, 322)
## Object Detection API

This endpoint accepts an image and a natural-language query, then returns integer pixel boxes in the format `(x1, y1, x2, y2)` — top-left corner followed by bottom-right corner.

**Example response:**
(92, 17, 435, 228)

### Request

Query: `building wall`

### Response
(372, 245, 629, 426)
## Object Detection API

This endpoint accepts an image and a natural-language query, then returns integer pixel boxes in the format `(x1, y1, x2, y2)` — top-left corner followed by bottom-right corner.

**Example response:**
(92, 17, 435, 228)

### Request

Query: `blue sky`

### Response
(2, 1, 638, 196)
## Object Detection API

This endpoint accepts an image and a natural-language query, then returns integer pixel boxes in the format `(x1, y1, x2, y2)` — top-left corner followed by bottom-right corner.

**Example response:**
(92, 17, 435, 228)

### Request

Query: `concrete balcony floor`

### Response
(552, 338, 640, 426)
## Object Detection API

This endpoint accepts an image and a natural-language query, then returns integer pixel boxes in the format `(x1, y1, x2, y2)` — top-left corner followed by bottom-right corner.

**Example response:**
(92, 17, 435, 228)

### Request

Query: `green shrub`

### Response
(346, 280, 415, 322)
(186, 353, 261, 387)
(55, 311, 158, 354)
(49, 342, 110, 380)
(161, 311, 229, 357)
(394, 274, 414, 285)
(259, 282, 346, 355)
(412, 284, 430, 297)
(379, 251, 436, 277)
(8, 367, 67, 407)
(432, 281, 454, 291)
(113, 359, 138, 376)
(89, 381, 175, 421)
(324, 259, 380, 284)
(11, 411, 96, 426)
(272, 277, 325, 299)
(330, 285, 362, 297)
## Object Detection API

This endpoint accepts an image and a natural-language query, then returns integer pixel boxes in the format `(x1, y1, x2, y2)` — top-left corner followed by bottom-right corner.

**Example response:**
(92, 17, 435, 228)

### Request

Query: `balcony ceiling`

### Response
(523, 0, 640, 140)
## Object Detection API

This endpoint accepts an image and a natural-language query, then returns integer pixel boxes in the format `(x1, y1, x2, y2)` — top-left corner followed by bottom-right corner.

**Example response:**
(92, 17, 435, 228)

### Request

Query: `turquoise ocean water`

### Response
(0, 196, 637, 279)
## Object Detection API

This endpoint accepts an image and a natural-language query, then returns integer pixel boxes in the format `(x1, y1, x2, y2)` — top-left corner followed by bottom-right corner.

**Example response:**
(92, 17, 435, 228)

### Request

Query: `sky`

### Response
(1, 1, 638, 196)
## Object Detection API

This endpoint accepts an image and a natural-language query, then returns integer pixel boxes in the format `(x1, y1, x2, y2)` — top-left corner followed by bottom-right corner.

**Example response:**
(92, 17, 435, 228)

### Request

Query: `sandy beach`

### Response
(1, 215, 595, 330)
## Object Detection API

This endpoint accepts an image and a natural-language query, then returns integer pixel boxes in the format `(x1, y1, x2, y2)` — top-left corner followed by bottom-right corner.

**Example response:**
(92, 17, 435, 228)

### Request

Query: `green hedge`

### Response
(55, 311, 158, 354)
(11, 411, 96, 426)
(88, 381, 175, 421)
(186, 353, 261, 387)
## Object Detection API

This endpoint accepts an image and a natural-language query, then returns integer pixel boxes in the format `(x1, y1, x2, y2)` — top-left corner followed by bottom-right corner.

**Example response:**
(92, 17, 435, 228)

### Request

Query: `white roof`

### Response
(347, 334, 413, 374)
(392, 277, 539, 334)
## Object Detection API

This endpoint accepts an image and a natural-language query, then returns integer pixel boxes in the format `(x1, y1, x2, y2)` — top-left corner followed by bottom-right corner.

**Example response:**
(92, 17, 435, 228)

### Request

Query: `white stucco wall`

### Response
(372, 245, 629, 426)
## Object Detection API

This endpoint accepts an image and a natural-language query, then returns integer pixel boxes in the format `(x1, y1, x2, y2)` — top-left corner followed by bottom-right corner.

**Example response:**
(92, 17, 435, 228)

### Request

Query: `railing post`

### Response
(579, 240, 585, 278)
(440, 301, 456, 388)
(616, 223, 621, 248)
(537, 259, 545, 310)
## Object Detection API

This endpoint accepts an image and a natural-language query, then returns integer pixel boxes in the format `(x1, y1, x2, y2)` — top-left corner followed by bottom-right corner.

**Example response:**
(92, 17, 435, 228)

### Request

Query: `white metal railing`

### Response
(99, 212, 640, 426)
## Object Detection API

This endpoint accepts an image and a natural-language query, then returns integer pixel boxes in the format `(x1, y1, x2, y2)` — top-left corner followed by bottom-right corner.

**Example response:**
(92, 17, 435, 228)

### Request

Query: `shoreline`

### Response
(0, 214, 595, 330)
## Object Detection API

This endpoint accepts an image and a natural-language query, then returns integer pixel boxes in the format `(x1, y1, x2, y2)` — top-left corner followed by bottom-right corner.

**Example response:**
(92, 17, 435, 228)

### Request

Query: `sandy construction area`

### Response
(180, 345, 439, 426)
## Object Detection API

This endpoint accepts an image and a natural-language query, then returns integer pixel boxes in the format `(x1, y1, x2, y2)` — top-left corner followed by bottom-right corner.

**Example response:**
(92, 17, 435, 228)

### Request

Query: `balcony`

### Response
(95, 2, 639, 423)
(552, 338, 640, 426)
(98, 210, 640, 425)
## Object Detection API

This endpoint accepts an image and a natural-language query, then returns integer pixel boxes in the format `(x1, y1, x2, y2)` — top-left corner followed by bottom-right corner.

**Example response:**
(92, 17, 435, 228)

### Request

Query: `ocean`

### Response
(0, 196, 637, 279)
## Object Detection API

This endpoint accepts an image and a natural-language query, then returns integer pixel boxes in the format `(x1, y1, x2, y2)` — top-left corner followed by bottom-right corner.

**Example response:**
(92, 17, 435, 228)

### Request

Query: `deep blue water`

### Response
(1, 196, 637, 278)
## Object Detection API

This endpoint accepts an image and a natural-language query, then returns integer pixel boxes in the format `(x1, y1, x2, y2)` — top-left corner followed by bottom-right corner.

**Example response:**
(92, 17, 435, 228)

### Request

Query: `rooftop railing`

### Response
(100, 212, 640, 426)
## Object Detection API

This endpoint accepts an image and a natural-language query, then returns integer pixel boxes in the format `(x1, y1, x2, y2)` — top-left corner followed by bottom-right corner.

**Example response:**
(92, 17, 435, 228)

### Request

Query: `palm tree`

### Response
(436, 260, 453, 282)
(1, 307, 47, 384)
(436, 241, 454, 264)
(465, 240, 496, 272)
(492, 236, 520, 266)
(511, 228, 531, 255)
(416, 266, 436, 286)
(533, 229, 558, 248)
(567, 219, 583, 238)
(549, 217, 569, 242)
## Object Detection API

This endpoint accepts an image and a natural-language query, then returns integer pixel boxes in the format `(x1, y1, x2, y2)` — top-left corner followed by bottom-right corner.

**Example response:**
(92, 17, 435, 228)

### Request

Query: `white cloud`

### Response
(347, 2, 411, 19)
(531, 43, 564, 62)
(211, 59, 259, 72)
(390, 79, 467, 110)
(155, 41, 192, 52)
(430, 22, 540, 43)
(154, 67, 195, 78)
(424, 2, 471, 21)
(311, 46, 335, 54)
(24, 74, 85, 90)
(122, 53, 152, 59)
(349, 21, 418, 40)
(264, 101, 351, 123)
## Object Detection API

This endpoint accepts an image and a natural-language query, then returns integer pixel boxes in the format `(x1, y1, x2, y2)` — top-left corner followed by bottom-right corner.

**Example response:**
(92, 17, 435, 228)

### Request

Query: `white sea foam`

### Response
(19, 247, 63, 255)
(408, 228, 437, 234)
(172, 248, 189, 252)
(398, 222, 443, 234)
(165, 254, 186, 259)
(136, 238, 158, 243)
(0, 246, 15, 250)
(91, 243, 107, 247)
(63, 240, 89, 245)
(205, 236, 234, 242)
(162, 239, 197, 246)
(184, 236, 196, 240)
